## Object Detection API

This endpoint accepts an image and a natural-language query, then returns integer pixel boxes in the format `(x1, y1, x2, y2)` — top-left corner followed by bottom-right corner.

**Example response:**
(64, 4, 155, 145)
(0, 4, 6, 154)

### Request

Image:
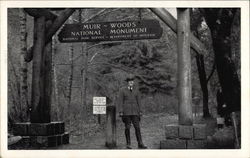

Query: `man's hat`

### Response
(125, 74, 135, 82)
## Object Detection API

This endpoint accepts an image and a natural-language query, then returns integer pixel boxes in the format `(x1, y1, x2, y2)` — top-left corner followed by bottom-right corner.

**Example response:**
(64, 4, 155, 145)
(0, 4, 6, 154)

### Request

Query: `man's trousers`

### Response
(122, 115, 143, 146)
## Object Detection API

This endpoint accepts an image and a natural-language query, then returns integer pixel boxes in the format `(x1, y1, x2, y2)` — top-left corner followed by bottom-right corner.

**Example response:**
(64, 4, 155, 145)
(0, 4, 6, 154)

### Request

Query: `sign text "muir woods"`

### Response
(58, 20, 163, 42)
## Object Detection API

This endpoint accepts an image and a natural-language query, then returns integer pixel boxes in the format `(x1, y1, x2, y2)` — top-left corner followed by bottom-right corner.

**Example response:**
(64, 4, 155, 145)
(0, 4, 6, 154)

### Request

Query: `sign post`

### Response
(58, 20, 163, 42)
(92, 97, 116, 148)
(105, 105, 116, 149)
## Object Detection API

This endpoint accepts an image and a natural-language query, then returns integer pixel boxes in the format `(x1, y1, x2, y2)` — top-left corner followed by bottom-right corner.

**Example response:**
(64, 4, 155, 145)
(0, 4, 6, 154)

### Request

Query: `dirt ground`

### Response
(51, 113, 217, 149)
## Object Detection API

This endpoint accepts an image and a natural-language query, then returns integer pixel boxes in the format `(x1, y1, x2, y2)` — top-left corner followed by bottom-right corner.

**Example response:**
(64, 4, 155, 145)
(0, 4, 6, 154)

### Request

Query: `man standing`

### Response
(118, 74, 147, 149)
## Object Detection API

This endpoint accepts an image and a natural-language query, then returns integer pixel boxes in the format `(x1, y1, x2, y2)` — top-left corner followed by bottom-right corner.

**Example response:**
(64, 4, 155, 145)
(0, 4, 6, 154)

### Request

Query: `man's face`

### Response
(128, 80, 134, 87)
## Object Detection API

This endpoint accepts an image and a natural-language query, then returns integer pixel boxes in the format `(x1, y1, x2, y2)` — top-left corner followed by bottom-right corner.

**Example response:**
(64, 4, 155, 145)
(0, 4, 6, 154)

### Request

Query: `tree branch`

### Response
(24, 47, 33, 62)
(82, 9, 106, 23)
(206, 59, 216, 83)
(88, 62, 132, 73)
(76, 9, 120, 24)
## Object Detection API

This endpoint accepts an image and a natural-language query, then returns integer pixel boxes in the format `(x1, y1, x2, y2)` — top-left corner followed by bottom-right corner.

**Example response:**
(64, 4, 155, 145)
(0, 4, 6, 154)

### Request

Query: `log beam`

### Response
(150, 8, 206, 55)
(24, 8, 57, 20)
(45, 9, 76, 44)
(24, 9, 76, 62)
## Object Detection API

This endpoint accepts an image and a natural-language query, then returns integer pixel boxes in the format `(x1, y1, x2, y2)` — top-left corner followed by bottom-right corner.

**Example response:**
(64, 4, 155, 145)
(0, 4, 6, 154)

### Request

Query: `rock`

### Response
(207, 127, 235, 149)
(8, 136, 22, 145)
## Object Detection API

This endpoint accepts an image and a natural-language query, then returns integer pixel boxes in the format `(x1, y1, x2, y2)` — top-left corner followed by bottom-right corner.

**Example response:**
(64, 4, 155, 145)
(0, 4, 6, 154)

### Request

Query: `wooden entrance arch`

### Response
(12, 8, 208, 148)
(24, 8, 206, 125)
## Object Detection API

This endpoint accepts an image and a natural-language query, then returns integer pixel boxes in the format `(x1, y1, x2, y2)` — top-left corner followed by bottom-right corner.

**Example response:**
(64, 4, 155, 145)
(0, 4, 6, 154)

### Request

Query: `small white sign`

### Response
(217, 117, 225, 124)
(93, 106, 106, 114)
(93, 97, 106, 106)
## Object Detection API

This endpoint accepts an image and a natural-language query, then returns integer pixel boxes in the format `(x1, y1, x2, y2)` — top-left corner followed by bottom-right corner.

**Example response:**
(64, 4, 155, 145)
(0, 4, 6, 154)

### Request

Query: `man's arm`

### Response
(136, 90, 142, 116)
(118, 89, 124, 116)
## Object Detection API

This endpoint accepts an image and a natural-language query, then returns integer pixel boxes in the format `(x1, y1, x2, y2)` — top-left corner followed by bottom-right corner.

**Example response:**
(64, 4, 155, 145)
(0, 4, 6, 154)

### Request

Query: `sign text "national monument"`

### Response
(58, 20, 163, 42)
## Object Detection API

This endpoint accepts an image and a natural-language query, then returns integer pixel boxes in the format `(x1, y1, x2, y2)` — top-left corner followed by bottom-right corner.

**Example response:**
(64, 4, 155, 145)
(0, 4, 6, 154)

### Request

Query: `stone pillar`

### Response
(177, 8, 193, 125)
(105, 106, 116, 148)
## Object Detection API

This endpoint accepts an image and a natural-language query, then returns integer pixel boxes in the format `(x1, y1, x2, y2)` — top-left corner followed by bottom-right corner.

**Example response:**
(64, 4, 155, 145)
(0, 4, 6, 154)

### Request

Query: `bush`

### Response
(142, 93, 177, 114)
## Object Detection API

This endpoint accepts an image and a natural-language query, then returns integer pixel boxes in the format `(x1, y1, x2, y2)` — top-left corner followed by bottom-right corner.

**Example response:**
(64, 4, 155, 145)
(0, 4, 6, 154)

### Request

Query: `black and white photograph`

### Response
(1, 1, 249, 158)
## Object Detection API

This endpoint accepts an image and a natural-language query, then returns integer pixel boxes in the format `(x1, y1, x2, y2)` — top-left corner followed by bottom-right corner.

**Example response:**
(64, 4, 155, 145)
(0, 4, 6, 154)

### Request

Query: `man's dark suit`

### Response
(118, 86, 146, 149)
(118, 87, 141, 116)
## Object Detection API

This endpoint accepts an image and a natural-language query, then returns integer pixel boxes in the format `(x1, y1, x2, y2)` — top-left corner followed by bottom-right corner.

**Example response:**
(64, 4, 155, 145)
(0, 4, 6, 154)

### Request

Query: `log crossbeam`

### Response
(24, 8, 57, 20)
(150, 8, 206, 55)
(24, 8, 76, 62)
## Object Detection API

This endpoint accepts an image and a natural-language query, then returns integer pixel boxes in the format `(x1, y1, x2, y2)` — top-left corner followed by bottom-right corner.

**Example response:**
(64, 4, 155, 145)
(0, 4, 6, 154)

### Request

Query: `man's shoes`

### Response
(126, 145, 132, 149)
(138, 144, 147, 149)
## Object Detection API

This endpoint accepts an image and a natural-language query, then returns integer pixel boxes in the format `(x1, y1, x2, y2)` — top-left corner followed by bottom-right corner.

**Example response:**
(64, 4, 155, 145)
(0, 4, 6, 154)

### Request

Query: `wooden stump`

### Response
(105, 106, 116, 148)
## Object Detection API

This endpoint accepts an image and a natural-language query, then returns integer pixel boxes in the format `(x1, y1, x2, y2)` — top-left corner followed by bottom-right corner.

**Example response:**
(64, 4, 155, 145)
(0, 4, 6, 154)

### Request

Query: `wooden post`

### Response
(30, 17, 53, 123)
(42, 40, 52, 122)
(105, 106, 116, 148)
(177, 8, 193, 125)
(30, 16, 48, 123)
(98, 115, 101, 124)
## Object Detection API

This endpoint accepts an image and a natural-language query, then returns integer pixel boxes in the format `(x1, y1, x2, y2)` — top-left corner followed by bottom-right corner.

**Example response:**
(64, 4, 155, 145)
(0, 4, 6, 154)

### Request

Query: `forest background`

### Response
(7, 8, 240, 138)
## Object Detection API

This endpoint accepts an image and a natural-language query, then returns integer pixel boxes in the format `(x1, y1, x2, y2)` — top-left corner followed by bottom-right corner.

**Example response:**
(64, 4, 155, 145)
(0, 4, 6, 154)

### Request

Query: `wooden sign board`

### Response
(93, 106, 106, 114)
(93, 97, 106, 114)
(58, 20, 163, 42)
(93, 97, 106, 106)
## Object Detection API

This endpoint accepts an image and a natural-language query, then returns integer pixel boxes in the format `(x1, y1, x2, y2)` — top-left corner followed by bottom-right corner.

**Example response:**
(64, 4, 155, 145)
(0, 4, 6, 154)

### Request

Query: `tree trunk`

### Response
(195, 53, 210, 117)
(203, 9, 241, 114)
(82, 44, 88, 120)
(67, 44, 74, 110)
(177, 8, 193, 125)
(52, 36, 60, 120)
(19, 8, 29, 121)
(66, 17, 74, 122)
(9, 57, 22, 121)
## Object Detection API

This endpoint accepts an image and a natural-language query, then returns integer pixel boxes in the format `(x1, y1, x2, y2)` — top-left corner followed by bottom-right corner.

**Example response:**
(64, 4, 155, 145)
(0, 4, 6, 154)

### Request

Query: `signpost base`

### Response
(105, 106, 116, 149)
